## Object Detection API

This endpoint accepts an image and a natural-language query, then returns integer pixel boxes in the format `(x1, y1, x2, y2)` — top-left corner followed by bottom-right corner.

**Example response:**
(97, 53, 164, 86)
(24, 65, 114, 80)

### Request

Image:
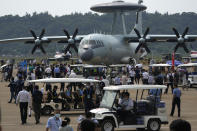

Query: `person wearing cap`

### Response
(170, 84, 182, 117)
(46, 108, 62, 131)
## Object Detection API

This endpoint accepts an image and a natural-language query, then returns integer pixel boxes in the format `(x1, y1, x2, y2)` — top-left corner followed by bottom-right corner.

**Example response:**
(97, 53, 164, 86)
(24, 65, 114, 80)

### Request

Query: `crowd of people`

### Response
(0, 60, 192, 131)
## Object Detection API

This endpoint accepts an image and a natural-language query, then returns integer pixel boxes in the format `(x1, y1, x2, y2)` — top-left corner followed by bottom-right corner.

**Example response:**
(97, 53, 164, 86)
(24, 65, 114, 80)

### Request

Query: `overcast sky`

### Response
(0, 0, 196, 16)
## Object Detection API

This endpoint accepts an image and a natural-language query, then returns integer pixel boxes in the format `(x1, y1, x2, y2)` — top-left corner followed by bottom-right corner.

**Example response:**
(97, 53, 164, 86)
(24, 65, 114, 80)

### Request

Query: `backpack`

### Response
(156, 75, 163, 85)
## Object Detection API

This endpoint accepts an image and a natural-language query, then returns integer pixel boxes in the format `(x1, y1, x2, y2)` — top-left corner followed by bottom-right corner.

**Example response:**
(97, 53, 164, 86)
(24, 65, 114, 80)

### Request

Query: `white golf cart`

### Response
(149, 64, 171, 76)
(70, 64, 87, 78)
(178, 63, 197, 88)
(29, 78, 100, 115)
(83, 65, 109, 86)
(90, 85, 168, 131)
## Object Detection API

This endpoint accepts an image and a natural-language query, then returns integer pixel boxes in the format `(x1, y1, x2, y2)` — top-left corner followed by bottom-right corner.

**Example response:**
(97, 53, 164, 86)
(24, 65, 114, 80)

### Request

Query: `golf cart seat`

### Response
(136, 100, 151, 115)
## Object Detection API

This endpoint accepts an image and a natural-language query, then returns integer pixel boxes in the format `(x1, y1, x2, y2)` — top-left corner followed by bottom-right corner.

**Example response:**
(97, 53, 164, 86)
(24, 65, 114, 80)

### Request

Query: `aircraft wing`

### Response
(28, 78, 100, 83)
(0, 35, 85, 44)
(148, 34, 197, 42)
(124, 27, 197, 53)
(125, 34, 197, 43)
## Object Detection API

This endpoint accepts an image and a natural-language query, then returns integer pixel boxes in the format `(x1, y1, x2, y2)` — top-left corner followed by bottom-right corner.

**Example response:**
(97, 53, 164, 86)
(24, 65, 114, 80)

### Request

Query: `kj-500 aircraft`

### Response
(0, 0, 197, 65)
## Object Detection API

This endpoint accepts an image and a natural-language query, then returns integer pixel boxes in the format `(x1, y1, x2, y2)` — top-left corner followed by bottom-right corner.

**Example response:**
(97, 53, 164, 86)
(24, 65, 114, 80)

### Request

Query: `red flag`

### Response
(172, 52, 175, 70)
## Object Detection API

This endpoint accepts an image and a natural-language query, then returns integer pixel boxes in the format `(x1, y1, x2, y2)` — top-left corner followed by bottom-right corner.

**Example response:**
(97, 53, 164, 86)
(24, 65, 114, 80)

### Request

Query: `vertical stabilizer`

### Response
(130, 0, 143, 35)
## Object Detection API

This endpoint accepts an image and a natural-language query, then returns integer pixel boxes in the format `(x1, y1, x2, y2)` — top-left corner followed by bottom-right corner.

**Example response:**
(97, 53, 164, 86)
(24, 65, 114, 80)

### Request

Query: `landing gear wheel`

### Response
(101, 119, 115, 131)
(147, 119, 161, 131)
(129, 58, 136, 66)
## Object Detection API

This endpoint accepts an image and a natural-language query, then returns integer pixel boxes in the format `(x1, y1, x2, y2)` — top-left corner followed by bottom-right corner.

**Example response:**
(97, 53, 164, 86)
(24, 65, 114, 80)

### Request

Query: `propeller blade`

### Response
(172, 28, 180, 38)
(135, 43, 142, 54)
(143, 45, 151, 53)
(63, 29, 70, 39)
(39, 29, 45, 40)
(174, 43, 180, 52)
(182, 27, 189, 37)
(65, 45, 71, 53)
(31, 45, 38, 54)
(40, 45, 46, 54)
(143, 28, 150, 38)
(134, 28, 141, 38)
(30, 30, 37, 39)
(72, 28, 78, 39)
(182, 44, 189, 53)
(73, 45, 78, 53)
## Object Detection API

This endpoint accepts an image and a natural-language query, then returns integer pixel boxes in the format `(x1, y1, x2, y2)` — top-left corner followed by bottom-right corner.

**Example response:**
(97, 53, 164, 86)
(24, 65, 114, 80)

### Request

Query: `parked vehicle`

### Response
(91, 85, 168, 131)
(178, 63, 197, 88)
(28, 78, 101, 115)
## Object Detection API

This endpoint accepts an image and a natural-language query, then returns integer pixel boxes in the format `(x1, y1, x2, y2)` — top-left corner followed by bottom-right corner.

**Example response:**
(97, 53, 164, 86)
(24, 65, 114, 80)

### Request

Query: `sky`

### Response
(0, 0, 196, 16)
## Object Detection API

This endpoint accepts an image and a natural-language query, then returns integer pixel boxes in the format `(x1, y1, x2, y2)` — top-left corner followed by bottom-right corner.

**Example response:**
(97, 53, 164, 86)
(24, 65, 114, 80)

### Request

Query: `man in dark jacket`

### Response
(16, 76, 24, 95)
(32, 85, 43, 124)
(8, 77, 16, 103)
(83, 83, 94, 114)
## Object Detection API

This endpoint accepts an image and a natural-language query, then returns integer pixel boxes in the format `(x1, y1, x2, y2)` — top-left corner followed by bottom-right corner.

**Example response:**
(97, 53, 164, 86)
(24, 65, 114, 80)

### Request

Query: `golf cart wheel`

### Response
(147, 119, 161, 131)
(101, 119, 115, 131)
(42, 106, 53, 115)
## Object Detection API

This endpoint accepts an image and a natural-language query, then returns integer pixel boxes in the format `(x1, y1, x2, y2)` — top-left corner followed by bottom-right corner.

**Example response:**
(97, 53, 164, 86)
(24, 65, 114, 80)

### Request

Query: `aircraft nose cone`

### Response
(80, 49, 94, 61)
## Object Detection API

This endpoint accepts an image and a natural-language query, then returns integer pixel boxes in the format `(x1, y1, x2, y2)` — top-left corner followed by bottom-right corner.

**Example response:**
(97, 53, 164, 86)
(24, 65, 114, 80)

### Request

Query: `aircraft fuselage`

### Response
(78, 34, 140, 65)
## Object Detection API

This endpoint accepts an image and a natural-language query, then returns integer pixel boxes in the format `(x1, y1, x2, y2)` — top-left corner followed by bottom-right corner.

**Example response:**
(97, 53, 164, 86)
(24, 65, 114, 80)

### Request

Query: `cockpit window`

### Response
(81, 39, 104, 49)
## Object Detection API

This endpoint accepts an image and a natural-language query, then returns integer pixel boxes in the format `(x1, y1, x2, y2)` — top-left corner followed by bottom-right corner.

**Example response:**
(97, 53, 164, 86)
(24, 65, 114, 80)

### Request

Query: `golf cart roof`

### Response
(83, 65, 107, 68)
(109, 64, 127, 67)
(0, 64, 8, 69)
(178, 63, 197, 67)
(70, 64, 87, 67)
(104, 85, 167, 91)
(149, 64, 171, 67)
(28, 78, 100, 83)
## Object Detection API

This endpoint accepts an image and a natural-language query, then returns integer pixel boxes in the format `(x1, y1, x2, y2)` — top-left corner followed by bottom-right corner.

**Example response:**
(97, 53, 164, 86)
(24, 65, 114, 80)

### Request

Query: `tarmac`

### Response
(1, 80, 197, 131)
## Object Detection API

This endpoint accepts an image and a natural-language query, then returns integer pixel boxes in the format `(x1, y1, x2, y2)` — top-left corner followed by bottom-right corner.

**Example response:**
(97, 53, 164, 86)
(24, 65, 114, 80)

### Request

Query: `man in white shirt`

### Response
(16, 86, 31, 124)
(69, 70, 77, 78)
(114, 75, 121, 85)
(45, 66, 52, 77)
(129, 68, 135, 84)
(118, 92, 134, 124)
(142, 70, 149, 85)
